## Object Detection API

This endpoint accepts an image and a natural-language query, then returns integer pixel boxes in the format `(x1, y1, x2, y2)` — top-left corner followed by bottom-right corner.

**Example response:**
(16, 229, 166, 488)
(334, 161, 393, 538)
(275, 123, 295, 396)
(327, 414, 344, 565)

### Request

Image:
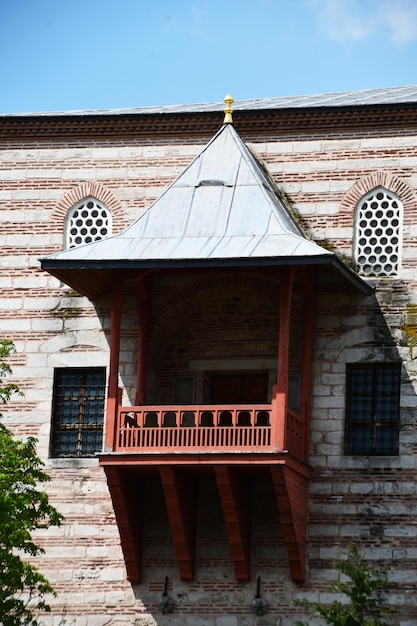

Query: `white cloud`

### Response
(382, 2, 417, 45)
(309, 0, 417, 45)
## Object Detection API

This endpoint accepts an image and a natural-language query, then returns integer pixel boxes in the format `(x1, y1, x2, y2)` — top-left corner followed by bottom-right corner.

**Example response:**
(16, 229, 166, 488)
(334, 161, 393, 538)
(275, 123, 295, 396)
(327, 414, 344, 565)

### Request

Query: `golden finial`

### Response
(223, 94, 234, 124)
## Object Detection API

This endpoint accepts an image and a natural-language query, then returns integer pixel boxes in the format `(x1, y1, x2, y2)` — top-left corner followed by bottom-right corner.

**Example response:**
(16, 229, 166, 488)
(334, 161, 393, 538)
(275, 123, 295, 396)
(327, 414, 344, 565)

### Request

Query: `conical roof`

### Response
(41, 123, 370, 297)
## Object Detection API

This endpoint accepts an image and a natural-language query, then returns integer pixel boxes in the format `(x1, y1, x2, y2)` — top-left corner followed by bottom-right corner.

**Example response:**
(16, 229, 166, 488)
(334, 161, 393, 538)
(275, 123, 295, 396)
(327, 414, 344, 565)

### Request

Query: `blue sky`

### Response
(2, 0, 417, 114)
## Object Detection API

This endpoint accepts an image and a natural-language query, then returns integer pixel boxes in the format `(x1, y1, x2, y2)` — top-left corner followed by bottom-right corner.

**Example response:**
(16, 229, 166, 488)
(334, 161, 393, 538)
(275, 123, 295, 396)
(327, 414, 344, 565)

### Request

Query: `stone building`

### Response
(1, 85, 417, 625)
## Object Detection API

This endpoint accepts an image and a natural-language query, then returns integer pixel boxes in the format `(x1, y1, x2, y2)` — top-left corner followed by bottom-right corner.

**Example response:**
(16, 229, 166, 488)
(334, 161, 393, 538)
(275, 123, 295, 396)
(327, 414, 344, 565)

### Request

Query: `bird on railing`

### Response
(124, 412, 138, 427)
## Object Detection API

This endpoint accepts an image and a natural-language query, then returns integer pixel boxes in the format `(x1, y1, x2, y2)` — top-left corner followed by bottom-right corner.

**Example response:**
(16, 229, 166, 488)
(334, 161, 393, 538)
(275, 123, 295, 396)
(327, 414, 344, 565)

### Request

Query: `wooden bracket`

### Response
(271, 464, 308, 583)
(159, 466, 198, 581)
(215, 466, 252, 581)
(104, 466, 144, 582)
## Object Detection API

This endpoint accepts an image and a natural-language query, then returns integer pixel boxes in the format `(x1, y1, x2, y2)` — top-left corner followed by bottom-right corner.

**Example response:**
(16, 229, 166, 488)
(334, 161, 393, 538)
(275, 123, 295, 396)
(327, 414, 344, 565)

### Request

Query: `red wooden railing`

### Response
(112, 403, 306, 457)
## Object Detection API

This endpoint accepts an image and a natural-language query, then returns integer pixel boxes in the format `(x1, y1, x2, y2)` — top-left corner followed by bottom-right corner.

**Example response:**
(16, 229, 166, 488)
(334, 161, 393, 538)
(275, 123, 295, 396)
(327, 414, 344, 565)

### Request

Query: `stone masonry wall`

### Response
(1, 120, 417, 624)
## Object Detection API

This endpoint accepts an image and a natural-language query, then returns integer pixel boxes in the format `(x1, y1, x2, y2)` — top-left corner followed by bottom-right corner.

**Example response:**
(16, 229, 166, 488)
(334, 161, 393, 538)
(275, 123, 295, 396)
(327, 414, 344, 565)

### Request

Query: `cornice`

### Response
(1, 106, 417, 141)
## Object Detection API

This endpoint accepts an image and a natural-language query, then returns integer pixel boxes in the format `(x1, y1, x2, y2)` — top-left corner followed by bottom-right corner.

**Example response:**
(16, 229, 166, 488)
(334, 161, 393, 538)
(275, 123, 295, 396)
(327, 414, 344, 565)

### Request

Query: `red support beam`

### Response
(299, 268, 315, 461)
(159, 466, 197, 581)
(215, 466, 252, 581)
(105, 280, 122, 451)
(103, 466, 144, 583)
(271, 464, 308, 583)
(273, 268, 294, 450)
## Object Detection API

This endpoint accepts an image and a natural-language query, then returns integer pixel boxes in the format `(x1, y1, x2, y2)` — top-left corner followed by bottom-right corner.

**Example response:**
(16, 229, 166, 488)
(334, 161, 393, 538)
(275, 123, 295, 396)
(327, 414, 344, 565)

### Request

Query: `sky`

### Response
(1, 0, 417, 114)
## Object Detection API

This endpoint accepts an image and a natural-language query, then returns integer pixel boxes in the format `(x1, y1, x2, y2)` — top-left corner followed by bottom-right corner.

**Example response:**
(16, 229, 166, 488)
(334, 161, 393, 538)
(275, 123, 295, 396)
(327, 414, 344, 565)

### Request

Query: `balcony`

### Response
(99, 395, 310, 584)
(98, 268, 315, 584)
(113, 399, 306, 459)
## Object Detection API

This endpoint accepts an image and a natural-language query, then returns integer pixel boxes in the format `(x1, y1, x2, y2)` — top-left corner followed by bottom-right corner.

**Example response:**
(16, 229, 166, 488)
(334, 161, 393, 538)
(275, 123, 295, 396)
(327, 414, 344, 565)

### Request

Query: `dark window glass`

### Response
(51, 368, 106, 457)
(345, 364, 400, 455)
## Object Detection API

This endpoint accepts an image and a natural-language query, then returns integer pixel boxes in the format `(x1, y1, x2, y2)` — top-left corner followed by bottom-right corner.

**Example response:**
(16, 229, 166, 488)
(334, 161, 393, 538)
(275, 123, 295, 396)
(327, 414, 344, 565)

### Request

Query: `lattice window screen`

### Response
(354, 188, 402, 277)
(65, 198, 112, 249)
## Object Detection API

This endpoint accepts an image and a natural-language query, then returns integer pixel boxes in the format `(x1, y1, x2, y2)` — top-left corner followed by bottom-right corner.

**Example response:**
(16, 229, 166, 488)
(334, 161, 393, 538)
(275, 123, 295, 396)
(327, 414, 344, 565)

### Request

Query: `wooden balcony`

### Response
(100, 395, 310, 584)
(112, 400, 306, 459)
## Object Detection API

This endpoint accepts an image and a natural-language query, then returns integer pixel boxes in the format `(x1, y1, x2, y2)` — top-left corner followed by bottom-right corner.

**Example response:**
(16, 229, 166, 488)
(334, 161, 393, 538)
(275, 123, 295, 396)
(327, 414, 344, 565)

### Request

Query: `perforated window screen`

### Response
(65, 198, 112, 249)
(354, 188, 402, 277)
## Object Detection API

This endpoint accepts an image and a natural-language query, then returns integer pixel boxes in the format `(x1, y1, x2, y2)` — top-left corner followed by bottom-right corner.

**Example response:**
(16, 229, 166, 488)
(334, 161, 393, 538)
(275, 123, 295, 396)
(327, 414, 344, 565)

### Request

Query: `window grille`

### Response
(51, 368, 106, 457)
(65, 198, 111, 249)
(345, 363, 400, 455)
(353, 188, 402, 277)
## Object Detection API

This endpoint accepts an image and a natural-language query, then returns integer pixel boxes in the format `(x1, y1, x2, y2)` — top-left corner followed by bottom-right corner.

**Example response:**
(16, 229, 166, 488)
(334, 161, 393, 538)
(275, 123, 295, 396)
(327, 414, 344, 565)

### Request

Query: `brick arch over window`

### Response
(52, 182, 124, 223)
(341, 172, 416, 212)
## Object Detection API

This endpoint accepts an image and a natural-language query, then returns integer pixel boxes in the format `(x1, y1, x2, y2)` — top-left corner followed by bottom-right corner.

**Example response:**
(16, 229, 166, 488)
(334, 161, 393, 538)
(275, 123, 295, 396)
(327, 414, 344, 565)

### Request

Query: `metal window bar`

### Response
(345, 364, 400, 455)
(51, 368, 106, 457)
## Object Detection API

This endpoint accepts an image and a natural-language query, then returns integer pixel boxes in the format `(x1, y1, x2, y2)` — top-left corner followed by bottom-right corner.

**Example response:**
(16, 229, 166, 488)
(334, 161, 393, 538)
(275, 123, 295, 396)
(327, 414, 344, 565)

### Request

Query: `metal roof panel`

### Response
(41, 122, 369, 296)
(184, 185, 232, 237)
(8, 84, 417, 118)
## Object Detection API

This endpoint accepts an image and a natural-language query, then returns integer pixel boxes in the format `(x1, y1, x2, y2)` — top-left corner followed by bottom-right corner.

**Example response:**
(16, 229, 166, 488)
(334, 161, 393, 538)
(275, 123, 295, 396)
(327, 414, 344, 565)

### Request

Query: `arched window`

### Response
(353, 187, 403, 277)
(65, 197, 112, 249)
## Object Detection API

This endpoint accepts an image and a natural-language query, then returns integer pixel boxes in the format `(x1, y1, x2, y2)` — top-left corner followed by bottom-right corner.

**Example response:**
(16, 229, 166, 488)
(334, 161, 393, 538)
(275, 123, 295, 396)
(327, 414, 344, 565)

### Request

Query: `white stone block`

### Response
(13, 276, 48, 289)
(0, 318, 31, 331)
(39, 189, 64, 200)
(0, 169, 26, 180)
(100, 568, 125, 582)
(30, 169, 63, 179)
(96, 168, 127, 180)
(266, 141, 294, 154)
(1, 255, 29, 267)
(91, 147, 120, 159)
(62, 168, 95, 180)
(283, 161, 312, 174)
(293, 201, 315, 213)
(311, 160, 338, 171)
(313, 396, 344, 408)
(24, 296, 61, 310)
(31, 318, 63, 332)
(0, 298, 22, 310)
(13, 189, 42, 200)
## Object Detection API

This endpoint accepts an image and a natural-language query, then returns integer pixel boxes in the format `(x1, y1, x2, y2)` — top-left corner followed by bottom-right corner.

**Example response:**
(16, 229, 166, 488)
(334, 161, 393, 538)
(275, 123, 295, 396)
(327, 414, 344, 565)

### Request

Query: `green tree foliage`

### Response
(294, 543, 395, 626)
(0, 340, 64, 625)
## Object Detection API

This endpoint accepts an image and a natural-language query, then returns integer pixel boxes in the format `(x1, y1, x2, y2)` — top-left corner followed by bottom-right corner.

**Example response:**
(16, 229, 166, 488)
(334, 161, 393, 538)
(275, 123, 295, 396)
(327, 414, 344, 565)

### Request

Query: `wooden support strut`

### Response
(103, 466, 144, 583)
(215, 466, 252, 581)
(159, 466, 198, 581)
(271, 464, 308, 583)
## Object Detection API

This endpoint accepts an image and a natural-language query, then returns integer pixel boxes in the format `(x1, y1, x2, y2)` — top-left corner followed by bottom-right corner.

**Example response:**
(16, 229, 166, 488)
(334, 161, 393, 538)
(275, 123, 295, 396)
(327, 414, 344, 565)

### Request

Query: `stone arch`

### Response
(342, 172, 416, 212)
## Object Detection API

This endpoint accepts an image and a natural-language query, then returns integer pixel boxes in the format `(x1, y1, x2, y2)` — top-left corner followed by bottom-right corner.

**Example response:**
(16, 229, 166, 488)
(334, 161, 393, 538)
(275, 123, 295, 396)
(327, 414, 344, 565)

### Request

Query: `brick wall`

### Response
(1, 117, 417, 624)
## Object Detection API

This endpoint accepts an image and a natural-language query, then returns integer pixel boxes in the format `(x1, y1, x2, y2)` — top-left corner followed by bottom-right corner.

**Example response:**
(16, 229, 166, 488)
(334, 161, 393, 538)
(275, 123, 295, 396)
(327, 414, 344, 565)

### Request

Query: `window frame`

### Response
(50, 367, 106, 458)
(344, 362, 401, 456)
(64, 197, 112, 249)
(353, 187, 403, 278)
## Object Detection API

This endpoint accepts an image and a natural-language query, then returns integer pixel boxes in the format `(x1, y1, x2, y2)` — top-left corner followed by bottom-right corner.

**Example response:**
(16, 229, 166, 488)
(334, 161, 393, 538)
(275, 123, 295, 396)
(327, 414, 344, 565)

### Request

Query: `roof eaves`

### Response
(329, 256, 374, 295)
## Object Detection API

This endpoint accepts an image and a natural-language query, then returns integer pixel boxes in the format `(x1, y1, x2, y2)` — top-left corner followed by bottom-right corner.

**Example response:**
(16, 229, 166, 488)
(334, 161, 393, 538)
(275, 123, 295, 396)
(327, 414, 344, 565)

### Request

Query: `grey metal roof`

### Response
(4, 84, 417, 118)
(42, 124, 330, 263)
(41, 123, 371, 297)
